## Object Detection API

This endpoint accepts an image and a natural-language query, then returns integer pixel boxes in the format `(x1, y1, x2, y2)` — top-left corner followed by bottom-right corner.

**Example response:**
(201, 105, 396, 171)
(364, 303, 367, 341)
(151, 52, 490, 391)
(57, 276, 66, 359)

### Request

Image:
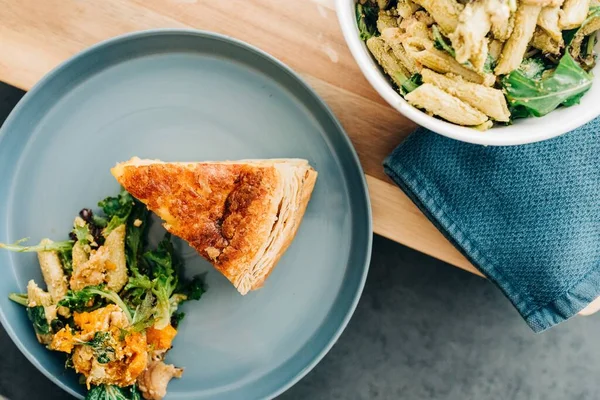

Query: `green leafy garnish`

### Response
(178, 275, 205, 301)
(72, 223, 93, 245)
(98, 190, 135, 237)
(85, 384, 142, 400)
(144, 234, 181, 329)
(131, 291, 156, 332)
(59, 285, 132, 323)
(27, 306, 51, 335)
(76, 332, 115, 364)
(393, 71, 422, 95)
(356, 3, 379, 40)
(503, 52, 593, 118)
(432, 25, 455, 57)
(98, 190, 134, 218)
(0, 239, 74, 253)
(8, 293, 28, 307)
(58, 286, 101, 313)
(432, 24, 496, 73)
(125, 234, 204, 330)
(517, 57, 547, 80)
(125, 200, 150, 274)
(59, 250, 73, 277)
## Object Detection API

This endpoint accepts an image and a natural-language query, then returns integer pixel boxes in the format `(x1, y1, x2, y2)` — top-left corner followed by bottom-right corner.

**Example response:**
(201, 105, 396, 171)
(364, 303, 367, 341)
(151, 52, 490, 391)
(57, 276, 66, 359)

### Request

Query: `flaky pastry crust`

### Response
(111, 157, 317, 294)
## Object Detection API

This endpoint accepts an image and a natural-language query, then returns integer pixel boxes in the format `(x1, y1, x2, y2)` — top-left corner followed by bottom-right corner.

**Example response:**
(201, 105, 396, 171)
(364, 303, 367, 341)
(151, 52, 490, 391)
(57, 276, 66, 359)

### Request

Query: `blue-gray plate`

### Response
(0, 30, 372, 399)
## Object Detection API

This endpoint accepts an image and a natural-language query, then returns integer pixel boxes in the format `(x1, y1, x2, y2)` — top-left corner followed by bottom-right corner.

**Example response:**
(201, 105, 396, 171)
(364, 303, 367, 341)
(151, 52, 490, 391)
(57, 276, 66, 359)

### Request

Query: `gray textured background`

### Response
(0, 82, 599, 400)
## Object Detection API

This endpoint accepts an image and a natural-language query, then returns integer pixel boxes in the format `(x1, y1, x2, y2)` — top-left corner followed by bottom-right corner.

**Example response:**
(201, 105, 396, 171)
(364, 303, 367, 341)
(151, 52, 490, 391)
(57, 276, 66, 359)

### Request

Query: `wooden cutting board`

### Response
(0, 0, 480, 275)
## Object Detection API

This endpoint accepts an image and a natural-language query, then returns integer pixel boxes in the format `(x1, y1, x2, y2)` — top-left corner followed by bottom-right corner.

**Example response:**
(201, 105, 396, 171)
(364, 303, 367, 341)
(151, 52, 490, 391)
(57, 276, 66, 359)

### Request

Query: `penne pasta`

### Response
(367, 37, 412, 87)
(560, 0, 591, 29)
(475, 120, 495, 131)
(495, 4, 542, 75)
(399, 16, 431, 38)
(570, 9, 600, 59)
(522, 0, 563, 5)
(538, 2, 565, 42)
(531, 26, 563, 54)
(413, 10, 435, 26)
(377, 10, 399, 32)
(404, 37, 495, 85)
(355, 0, 598, 128)
(396, 0, 421, 19)
(411, 0, 463, 34)
(37, 239, 68, 303)
(405, 83, 489, 126)
(450, 0, 510, 69)
(492, 9, 515, 40)
(488, 39, 505, 62)
(421, 69, 511, 121)
(72, 241, 89, 270)
(27, 279, 53, 308)
(104, 224, 128, 292)
(381, 28, 420, 74)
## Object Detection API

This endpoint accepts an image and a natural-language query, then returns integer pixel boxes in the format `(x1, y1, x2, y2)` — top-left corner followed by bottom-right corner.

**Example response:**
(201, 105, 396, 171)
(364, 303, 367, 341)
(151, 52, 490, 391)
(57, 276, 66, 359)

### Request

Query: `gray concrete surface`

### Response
(1, 81, 600, 399)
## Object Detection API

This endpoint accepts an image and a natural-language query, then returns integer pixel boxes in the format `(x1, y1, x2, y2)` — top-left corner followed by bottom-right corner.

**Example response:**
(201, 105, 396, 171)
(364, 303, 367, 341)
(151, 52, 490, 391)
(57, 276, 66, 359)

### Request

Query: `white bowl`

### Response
(336, 0, 600, 146)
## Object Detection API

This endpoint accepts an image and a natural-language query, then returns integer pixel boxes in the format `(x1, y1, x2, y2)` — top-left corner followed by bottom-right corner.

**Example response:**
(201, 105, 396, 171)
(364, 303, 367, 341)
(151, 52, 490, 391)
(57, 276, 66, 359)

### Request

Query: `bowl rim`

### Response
(335, 0, 600, 146)
(0, 28, 373, 400)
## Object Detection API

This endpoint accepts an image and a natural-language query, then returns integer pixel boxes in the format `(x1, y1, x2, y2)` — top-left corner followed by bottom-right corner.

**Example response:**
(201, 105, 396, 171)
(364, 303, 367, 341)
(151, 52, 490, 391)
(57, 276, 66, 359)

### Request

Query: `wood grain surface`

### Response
(0, 0, 479, 275)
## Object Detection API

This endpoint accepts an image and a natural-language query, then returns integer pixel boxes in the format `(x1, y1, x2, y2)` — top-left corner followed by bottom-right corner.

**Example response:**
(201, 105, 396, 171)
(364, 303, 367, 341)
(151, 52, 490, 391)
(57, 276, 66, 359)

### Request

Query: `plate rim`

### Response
(0, 28, 373, 399)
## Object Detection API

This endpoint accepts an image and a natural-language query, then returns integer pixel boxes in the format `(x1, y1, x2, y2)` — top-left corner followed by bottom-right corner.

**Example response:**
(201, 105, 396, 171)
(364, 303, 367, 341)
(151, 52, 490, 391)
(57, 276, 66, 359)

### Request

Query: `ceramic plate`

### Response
(0, 30, 372, 399)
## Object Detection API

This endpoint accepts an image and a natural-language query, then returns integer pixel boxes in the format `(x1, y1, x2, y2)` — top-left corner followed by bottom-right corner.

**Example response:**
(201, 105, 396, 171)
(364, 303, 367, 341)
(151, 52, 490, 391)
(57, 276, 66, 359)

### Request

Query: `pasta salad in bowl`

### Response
(337, 0, 600, 145)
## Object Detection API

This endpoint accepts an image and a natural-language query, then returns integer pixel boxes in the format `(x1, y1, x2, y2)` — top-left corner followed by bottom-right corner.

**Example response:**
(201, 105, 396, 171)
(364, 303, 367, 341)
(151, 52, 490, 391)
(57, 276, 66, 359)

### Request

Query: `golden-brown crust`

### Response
(112, 158, 317, 294)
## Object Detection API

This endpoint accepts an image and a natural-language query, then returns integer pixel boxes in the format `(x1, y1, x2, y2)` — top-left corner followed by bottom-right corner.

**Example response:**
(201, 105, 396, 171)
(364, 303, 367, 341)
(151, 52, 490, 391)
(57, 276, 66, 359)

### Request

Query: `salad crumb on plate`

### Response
(357, 0, 600, 129)
(2, 190, 205, 400)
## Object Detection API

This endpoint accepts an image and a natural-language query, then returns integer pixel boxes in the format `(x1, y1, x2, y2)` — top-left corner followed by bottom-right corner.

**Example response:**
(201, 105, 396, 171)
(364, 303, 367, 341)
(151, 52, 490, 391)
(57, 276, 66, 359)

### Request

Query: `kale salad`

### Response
(2, 190, 205, 400)
(357, 0, 599, 129)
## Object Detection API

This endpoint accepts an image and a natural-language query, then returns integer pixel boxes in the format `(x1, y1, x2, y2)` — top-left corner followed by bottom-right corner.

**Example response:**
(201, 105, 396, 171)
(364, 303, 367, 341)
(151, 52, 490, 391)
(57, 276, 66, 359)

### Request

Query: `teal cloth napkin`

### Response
(384, 120, 600, 332)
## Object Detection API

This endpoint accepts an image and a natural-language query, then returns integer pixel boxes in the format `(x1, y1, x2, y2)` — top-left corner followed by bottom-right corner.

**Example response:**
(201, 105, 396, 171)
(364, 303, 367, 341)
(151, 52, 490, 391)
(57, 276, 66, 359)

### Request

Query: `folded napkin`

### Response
(384, 120, 600, 332)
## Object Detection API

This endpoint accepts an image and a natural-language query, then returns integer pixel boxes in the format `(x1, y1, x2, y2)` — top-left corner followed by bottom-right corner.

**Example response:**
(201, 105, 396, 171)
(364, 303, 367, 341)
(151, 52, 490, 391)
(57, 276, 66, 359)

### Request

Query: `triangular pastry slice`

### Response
(111, 157, 317, 295)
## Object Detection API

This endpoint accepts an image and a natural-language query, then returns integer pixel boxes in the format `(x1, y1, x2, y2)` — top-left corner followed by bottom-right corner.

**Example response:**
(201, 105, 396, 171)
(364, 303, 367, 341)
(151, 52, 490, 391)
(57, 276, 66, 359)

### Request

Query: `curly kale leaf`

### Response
(98, 190, 135, 236)
(59, 285, 132, 322)
(85, 384, 142, 400)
